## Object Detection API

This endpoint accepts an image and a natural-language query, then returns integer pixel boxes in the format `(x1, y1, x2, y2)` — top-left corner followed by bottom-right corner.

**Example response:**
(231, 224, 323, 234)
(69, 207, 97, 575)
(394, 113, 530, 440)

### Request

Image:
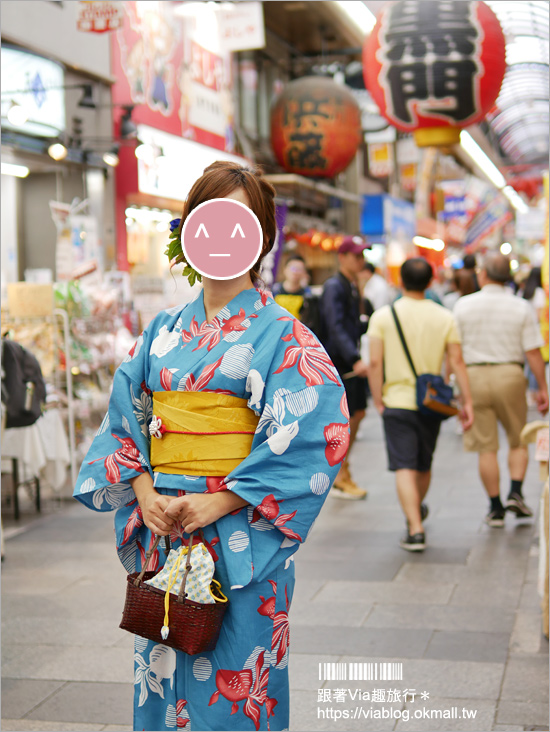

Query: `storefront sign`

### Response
(136, 125, 248, 202)
(217, 2, 265, 52)
(77, 1, 123, 33)
(1, 47, 65, 138)
(361, 194, 415, 242)
(367, 142, 394, 178)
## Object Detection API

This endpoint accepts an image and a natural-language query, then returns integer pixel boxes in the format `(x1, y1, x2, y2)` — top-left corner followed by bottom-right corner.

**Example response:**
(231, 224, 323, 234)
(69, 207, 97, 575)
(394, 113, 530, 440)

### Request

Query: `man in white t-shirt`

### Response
(362, 263, 393, 310)
(454, 253, 549, 527)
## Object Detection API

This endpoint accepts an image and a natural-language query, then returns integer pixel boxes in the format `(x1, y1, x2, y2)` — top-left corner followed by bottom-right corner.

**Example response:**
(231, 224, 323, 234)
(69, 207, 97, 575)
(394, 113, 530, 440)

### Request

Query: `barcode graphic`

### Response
(319, 662, 403, 681)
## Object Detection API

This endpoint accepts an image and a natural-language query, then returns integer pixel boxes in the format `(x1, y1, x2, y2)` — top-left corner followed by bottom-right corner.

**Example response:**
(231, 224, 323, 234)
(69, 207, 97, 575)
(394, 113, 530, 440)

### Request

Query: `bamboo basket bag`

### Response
(120, 531, 228, 655)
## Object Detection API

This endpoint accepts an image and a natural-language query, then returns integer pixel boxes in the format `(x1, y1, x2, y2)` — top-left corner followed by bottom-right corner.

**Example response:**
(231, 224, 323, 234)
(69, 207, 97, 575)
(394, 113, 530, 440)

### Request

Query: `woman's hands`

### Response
(130, 473, 248, 535)
(139, 490, 176, 536)
(164, 491, 249, 534)
(130, 473, 175, 536)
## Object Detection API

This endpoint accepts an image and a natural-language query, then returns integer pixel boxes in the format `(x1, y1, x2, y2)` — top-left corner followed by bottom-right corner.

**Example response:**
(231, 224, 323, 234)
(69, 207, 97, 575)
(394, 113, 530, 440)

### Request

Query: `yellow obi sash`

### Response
(149, 391, 259, 476)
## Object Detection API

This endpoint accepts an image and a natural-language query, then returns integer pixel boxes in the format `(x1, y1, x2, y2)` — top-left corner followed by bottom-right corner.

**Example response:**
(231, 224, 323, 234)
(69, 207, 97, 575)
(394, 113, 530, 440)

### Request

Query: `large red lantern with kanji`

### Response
(270, 76, 362, 177)
(363, 0, 506, 147)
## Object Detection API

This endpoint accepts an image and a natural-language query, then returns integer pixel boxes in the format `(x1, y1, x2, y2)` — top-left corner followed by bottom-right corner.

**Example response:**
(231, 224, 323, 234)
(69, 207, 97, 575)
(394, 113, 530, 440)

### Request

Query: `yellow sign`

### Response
(541, 171, 549, 361)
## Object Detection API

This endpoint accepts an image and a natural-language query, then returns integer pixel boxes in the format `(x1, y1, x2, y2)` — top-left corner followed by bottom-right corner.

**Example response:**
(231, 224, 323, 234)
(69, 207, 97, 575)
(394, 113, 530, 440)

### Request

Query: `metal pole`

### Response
(54, 308, 77, 487)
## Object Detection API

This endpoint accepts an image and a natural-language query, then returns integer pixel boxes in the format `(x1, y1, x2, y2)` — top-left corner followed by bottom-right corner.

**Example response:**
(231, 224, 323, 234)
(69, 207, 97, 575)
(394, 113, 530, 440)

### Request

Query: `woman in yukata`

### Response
(74, 161, 350, 732)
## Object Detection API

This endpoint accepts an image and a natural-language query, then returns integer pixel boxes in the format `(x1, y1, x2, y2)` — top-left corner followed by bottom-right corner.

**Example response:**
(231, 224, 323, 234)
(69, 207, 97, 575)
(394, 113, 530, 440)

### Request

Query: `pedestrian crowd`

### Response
(292, 243, 548, 552)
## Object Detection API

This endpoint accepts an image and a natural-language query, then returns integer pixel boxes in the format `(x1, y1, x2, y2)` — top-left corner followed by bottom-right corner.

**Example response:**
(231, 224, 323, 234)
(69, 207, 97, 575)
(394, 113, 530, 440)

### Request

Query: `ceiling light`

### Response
(1, 162, 30, 178)
(459, 131, 506, 189)
(334, 1, 377, 34)
(500, 242, 512, 254)
(7, 101, 28, 127)
(510, 259, 519, 271)
(47, 142, 68, 161)
(103, 147, 120, 167)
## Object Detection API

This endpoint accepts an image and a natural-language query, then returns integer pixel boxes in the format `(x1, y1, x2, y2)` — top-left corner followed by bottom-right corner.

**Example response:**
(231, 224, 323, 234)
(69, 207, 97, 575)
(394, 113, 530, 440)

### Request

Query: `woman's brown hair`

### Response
(178, 161, 276, 285)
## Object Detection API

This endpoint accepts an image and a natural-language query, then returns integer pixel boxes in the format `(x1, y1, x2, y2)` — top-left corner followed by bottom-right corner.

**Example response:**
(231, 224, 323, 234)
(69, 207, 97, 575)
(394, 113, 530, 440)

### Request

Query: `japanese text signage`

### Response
(77, 1, 123, 33)
(363, 1, 506, 134)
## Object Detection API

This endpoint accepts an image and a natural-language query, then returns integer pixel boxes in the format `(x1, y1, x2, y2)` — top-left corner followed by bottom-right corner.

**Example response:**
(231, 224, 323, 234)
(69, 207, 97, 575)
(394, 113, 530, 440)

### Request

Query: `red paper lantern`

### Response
(363, 1, 506, 147)
(270, 76, 362, 177)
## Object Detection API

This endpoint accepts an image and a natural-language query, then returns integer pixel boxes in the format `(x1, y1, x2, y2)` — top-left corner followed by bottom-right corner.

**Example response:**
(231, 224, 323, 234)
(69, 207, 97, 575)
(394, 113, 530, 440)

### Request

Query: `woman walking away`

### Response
(74, 161, 348, 732)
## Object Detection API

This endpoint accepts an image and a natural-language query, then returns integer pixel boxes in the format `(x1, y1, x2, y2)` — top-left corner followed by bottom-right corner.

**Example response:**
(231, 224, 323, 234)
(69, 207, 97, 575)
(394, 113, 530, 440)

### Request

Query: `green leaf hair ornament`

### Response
(165, 218, 202, 288)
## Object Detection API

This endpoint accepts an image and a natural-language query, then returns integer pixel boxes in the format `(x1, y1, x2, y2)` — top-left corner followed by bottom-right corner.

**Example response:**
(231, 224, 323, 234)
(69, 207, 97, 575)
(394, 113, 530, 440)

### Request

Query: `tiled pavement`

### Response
(2, 409, 548, 731)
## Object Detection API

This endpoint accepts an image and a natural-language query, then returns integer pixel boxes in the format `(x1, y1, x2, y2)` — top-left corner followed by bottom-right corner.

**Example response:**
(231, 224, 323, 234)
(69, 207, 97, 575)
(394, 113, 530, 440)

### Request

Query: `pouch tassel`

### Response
(162, 546, 188, 640)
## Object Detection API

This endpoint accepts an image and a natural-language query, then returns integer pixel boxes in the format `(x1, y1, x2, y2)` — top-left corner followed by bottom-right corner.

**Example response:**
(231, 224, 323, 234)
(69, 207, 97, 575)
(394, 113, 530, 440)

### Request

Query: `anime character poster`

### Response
(111, 1, 235, 152)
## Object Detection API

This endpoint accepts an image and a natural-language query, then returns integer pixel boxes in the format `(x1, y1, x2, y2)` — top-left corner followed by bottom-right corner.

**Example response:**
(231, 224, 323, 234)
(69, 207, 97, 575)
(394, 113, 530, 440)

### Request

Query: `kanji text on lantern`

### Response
(379, 0, 482, 125)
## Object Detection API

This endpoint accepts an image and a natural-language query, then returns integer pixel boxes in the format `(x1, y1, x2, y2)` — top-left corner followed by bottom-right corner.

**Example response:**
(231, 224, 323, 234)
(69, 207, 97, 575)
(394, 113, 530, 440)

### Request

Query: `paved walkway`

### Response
(2, 409, 548, 731)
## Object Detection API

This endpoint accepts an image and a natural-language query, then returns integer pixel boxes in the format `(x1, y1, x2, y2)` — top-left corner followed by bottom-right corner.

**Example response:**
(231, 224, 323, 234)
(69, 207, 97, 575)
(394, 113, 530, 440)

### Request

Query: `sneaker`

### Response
(505, 493, 533, 518)
(485, 508, 505, 527)
(400, 532, 426, 552)
(330, 481, 367, 500)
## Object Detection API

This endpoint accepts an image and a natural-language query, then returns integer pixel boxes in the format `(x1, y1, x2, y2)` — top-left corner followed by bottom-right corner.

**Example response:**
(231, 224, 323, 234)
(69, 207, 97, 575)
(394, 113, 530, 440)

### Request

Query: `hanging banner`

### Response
(77, 1, 123, 33)
(464, 193, 512, 249)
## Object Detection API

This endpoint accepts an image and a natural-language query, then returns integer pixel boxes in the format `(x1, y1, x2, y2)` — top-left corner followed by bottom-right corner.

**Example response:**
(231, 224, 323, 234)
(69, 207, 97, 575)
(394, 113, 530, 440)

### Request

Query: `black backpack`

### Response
(1, 338, 46, 428)
(300, 294, 327, 344)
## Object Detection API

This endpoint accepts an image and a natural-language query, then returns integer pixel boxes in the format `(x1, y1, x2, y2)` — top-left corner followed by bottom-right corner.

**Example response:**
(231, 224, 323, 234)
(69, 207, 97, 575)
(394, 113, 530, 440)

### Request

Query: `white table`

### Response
(1, 409, 71, 519)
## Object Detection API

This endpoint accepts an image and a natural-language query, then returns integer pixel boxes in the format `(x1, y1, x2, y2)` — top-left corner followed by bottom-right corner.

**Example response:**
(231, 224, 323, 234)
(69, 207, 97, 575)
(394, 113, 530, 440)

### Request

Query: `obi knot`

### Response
(149, 416, 166, 439)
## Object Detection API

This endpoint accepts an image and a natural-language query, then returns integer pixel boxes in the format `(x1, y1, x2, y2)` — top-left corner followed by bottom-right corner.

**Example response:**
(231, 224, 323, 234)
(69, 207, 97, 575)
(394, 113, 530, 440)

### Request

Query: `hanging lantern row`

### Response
(286, 229, 362, 252)
(363, 0, 506, 147)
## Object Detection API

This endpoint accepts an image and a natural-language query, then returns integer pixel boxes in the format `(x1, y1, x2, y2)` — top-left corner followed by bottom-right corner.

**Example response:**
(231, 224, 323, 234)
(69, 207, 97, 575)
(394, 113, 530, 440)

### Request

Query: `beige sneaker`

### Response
(331, 464, 367, 500)
(331, 480, 368, 500)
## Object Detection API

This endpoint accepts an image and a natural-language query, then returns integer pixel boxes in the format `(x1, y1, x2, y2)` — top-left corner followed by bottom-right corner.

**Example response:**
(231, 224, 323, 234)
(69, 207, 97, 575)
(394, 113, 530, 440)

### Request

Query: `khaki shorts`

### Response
(463, 364, 528, 453)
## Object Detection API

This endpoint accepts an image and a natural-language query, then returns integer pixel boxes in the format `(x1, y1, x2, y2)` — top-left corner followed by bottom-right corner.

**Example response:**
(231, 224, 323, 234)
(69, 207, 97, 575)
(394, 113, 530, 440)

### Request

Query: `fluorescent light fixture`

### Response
(1, 162, 30, 178)
(334, 1, 377, 35)
(500, 242, 512, 255)
(459, 131, 506, 189)
(125, 207, 173, 224)
(7, 102, 28, 127)
(502, 185, 529, 213)
(460, 131, 530, 213)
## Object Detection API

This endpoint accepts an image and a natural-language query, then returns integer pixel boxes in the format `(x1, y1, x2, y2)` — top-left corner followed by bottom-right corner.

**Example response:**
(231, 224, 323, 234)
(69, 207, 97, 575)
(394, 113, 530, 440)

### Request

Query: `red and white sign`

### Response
(217, 2, 266, 52)
(77, 1, 123, 33)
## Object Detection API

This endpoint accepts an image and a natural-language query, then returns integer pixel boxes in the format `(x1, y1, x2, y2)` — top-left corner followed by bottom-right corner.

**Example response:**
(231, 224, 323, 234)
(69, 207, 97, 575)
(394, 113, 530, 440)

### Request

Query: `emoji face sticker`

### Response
(181, 199, 263, 280)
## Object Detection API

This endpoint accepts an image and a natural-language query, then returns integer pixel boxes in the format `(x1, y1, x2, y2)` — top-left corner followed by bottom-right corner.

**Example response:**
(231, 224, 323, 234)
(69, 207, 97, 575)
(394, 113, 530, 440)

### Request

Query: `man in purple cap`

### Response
(320, 236, 370, 499)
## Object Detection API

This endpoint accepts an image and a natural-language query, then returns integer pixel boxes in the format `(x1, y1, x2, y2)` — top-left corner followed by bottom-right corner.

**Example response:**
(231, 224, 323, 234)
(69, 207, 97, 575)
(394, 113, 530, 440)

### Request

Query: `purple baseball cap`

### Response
(338, 236, 370, 254)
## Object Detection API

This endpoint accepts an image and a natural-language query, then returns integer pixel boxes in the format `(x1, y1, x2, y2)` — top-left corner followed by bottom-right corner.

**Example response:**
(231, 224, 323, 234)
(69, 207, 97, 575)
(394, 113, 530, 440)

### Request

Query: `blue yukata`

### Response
(74, 287, 349, 732)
